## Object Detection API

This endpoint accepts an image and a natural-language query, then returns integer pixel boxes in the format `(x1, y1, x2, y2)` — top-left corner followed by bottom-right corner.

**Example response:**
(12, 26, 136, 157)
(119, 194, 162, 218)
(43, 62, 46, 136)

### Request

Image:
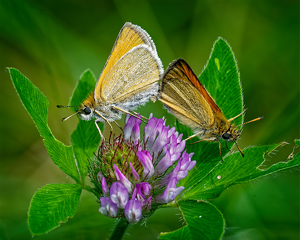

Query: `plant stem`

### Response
(109, 217, 129, 240)
(81, 184, 94, 193)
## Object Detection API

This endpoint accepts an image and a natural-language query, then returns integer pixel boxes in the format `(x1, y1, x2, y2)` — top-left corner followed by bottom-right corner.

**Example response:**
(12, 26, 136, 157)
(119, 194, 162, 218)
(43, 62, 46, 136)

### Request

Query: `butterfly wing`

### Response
(166, 59, 222, 114)
(160, 59, 218, 130)
(100, 45, 163, 110)
(95, 22, 159, 102)
(161, 78, 214, 130)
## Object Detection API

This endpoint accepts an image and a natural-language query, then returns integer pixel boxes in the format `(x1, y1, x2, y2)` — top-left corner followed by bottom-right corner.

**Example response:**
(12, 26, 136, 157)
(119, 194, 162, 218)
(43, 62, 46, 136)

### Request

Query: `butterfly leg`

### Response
(225, 141, 231, 151)
(233, 140, 244, 157)
(189, 137, 223, 161)
(185, 131, 204, 141)
(188, 139, 205, 145)
(113, 106, 147, 123)
(94, 110, 114, 137)
(94, 120, 104, 139)
(129, 110, 148, 120)
(113, 121, 123, 131)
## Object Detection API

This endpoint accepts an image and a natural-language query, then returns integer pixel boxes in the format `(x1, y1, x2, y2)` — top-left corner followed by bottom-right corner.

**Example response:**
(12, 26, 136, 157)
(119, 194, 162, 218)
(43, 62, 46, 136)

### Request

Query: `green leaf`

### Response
(28, 184, 82, 235)
(176, 121, 226, 161)
(69, 69, 97, 110)
(178, 38, 242, 192)
(71, 118, 103, 182)
(295, 139, 300, 146)
(160, 226, 191, 240)
(199, 37, 243, 123)
(71, 119, 101, 182)
(160, 201, 224, 240)
(8, 68, 80, 181)
(69, 70, 102, 182)
(183, 143, 300, 200)
(176, 121, 231, 198)
(43, 138, 77, 180)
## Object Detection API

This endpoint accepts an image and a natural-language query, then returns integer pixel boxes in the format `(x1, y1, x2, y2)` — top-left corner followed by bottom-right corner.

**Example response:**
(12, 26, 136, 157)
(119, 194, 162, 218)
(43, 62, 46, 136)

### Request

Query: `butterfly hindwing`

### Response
(100, 45, 162, 110)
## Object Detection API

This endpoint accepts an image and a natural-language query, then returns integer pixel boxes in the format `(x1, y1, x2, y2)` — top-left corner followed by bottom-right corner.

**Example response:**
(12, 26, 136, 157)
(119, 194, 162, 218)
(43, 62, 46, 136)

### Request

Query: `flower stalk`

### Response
(109, 217, 129, 240)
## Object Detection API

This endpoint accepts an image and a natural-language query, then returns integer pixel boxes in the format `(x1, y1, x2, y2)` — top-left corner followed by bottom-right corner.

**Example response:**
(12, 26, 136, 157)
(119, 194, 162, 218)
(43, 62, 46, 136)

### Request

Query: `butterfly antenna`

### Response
(228, 108, 248, 122)
(57, 105, 80, 121)
(57, 105, 79, 108)
(236, 116, 263, 128)
(234, 140, 244, 157)
(62, 111, 78, 121)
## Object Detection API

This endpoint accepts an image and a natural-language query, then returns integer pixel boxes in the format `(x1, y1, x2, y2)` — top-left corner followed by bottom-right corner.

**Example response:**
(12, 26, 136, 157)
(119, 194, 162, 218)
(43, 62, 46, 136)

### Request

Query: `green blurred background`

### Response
(0, 0, 299, 239)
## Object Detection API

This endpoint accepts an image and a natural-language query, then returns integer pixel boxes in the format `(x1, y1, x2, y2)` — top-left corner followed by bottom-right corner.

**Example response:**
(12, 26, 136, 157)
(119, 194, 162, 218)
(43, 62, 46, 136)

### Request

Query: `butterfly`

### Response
(159, 58, 262, 160)
(58, 22, 164, 138)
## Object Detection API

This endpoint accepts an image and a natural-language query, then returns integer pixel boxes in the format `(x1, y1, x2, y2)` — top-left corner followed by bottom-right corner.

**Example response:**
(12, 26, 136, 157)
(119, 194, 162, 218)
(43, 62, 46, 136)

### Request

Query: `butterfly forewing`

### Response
(166, 59, 222, 115)
(95, 23, 157, 102)
(132, 24, 158, 55)
(161, 77, 214, 131)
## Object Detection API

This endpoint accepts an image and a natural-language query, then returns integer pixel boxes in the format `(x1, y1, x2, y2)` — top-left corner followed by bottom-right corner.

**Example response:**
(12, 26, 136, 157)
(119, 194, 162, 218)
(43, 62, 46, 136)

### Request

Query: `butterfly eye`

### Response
(222, 132, 232, 140)
(83, 107, 92, 114)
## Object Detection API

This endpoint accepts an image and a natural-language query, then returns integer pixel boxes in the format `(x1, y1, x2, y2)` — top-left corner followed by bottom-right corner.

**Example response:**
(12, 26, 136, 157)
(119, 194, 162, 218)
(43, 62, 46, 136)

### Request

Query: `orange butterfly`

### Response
(159, 59, 262, 159)
(58, 22, 163, 138)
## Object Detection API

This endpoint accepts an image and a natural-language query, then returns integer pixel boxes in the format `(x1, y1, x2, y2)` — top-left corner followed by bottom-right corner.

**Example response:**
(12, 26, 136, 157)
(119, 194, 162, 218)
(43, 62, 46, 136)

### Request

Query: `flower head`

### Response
(88, 114, 196, 223)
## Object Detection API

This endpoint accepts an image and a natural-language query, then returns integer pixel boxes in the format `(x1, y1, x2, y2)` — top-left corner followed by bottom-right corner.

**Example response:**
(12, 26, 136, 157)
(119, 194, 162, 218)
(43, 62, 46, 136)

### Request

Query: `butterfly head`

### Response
(77, 103, 95, 121)
(221, 125, 241, 142)
(57, 102, 95, 122)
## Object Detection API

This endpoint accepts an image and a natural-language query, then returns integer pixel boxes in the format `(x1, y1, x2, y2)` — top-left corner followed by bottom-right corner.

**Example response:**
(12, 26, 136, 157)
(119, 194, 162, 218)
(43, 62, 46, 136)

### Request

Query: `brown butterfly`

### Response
(58, 22, 163, 138)
(159, 58, 262, 160)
